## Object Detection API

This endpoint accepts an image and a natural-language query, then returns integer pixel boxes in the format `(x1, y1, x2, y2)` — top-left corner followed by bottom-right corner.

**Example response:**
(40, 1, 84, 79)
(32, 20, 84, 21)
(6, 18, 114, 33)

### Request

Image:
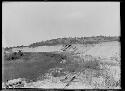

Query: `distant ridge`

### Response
(29, 36, 119, 47)
(4, 36, 120, 50)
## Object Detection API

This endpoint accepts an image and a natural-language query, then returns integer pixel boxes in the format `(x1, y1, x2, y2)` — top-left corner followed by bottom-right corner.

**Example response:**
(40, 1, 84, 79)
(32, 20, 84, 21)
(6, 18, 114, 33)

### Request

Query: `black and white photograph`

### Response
(2, 2, 120, 89)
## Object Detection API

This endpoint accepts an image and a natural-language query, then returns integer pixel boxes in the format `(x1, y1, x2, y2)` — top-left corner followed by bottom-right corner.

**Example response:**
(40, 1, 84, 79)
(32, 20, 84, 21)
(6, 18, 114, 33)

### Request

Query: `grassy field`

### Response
(3, 52, 69, 82)
(2, 39, 120, 88)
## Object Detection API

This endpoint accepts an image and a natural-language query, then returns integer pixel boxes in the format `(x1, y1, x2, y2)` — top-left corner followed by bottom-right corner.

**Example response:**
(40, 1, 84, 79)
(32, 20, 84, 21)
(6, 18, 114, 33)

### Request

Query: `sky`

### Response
(2, 2, 120, 47)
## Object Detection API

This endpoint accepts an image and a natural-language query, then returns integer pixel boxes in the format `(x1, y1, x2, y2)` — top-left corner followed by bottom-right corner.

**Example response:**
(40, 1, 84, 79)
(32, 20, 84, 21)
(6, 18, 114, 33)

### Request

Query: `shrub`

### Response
(4, 51, 24, 61)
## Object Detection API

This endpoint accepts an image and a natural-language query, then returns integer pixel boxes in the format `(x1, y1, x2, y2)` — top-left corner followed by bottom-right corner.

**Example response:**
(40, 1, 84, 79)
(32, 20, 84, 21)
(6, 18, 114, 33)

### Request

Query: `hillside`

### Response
(3, 36, 119, 52)
(29, 36, 119, 47)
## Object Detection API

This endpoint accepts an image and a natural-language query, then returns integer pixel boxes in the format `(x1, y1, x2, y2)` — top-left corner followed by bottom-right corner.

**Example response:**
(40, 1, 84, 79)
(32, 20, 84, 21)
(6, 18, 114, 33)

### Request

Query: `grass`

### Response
(57, 54, 120, 88)
(3, 52, 67, 82)
(3, 50, 120, 88)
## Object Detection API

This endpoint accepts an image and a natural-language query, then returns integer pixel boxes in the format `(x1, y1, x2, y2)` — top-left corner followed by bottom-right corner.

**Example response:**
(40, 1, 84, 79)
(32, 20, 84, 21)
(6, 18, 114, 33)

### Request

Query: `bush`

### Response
(4, 51, 24, 61)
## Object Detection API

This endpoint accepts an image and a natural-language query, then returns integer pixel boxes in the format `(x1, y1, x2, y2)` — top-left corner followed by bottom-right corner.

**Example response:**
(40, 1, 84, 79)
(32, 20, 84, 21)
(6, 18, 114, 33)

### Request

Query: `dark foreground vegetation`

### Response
(3, 52, 68, 82)
(3, 51, 102, 84)
(4, 50, 24, 61)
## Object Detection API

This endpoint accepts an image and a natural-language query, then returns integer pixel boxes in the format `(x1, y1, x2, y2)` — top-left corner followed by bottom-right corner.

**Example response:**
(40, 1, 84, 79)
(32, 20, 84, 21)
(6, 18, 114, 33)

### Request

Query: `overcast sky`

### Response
(2, 2, 120, 47)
